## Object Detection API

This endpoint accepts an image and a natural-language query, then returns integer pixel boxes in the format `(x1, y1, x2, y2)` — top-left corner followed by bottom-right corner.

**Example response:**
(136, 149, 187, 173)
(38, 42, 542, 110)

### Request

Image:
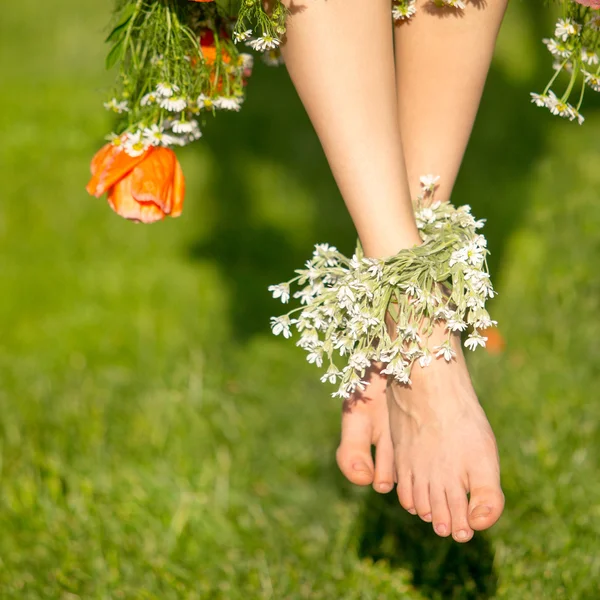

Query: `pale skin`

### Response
(280, 0, 508, 543)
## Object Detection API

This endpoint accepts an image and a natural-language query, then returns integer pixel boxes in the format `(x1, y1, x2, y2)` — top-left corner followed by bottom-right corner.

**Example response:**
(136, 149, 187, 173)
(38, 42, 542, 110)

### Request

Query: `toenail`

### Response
(352, 462, 371, 474)
(421, 513, 432, 522)
(455, 529, 470, 541)
(434, 524, 447, 536)
(407, 508, 417, 515)
(470, 505, 492, 519)
(375, 482, 393, 493)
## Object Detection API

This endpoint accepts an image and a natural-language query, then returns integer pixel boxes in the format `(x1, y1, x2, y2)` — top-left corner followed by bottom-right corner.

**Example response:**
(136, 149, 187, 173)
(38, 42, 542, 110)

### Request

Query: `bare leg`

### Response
(390, 0, 508, 542)
(280, 0, 420, 493)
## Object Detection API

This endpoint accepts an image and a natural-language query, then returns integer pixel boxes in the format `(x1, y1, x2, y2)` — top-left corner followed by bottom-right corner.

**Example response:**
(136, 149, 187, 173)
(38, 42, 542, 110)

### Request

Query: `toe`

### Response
(336, 411, 374, 486)
(447, 485, 474, 543)
(413, 479, 432, 523)
(468, 483, 505, 531)
(430, 484, 451, 537)
(373, 431, 395, 494)
(396, 468, 416, 514)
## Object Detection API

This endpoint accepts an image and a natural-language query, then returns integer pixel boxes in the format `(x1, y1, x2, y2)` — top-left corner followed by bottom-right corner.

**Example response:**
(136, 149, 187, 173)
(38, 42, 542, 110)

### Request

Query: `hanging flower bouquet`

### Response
(532, 0, 600, 124)
(86, 0, 285, 222)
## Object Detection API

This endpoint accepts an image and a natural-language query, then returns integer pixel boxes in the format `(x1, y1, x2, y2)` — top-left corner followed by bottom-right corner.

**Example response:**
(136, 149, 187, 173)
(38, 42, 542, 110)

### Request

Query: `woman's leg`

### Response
(280, 0, 420, 493)
(390, 0, 508, 542)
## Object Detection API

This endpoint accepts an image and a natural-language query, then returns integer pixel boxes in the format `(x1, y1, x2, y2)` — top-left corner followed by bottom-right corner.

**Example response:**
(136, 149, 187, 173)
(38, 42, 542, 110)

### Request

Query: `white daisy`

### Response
(268, 283, 290, 303)
(103, 98, 129, 113)
(142, 124, 171, 147)
(434, 343, 456, 362)
(464, 332, 488, 351)
(589, 15, 600, 31)
(262, 49, 285, 67)
(418, 351, 432, 368)
(420, 174, 440, 192)
(171, 119, 195, 134)
(555, 18, 581, 42)
(158, 95, 188, 112)
(156, 82, 180, 97)
(583, 70, 600, 92)
(140, 92, 157, 106)
(233, 29, 252, 43)
(123, 132, 150, 157)
(392, 0, 417, 21)
(197, 94, 215, 109)
(247, 35, 281, 52)
(270, 316, 292, 338)
(542, 37, 572, 59)
(320, 364, 340, 385)
(581, 47, 599, 66)
(213, 96, 243, 111)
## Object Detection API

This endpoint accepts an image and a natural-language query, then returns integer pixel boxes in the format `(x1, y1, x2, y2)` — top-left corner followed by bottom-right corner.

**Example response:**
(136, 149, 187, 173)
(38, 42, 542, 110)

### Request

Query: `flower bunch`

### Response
(88, 0, 280, 221)
(532, 1, 600, 124)
(269, 177, 496, 399)
(392, 0, 468, 22)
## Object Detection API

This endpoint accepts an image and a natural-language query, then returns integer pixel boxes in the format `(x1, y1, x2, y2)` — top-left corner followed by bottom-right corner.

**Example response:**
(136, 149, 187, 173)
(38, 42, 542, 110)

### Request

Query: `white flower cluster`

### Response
(110, 80, 251, 157)
(392, 0, 417, 21)
(533, 10, 600, 125)
(269, 177, 497, 399)
(392, 0, 467, 22)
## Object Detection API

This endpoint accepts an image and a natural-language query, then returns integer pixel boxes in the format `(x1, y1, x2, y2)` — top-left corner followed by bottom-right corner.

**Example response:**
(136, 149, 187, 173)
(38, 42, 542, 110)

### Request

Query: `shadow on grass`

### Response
(357, 490, 497, 600)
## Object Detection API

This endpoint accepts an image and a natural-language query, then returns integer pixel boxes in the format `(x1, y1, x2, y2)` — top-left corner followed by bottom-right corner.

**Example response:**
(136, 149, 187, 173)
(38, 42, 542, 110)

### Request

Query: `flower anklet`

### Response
(269, 177, 497, 399)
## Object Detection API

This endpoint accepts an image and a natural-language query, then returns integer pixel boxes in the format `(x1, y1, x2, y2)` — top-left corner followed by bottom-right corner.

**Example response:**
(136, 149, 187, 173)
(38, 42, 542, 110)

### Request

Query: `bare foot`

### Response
(336, 365, 396, 494)
(388, 327, 504, 542)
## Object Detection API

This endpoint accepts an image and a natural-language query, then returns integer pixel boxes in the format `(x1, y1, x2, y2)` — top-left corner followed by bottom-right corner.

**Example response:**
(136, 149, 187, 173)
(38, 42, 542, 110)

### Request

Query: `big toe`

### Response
(468, 484, 505, 531)
(336, 414, 374, 486)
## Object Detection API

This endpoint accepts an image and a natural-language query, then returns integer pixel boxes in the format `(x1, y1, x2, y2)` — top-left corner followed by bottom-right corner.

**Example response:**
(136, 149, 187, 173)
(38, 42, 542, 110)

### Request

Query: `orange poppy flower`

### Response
(86, 143, 185, 223)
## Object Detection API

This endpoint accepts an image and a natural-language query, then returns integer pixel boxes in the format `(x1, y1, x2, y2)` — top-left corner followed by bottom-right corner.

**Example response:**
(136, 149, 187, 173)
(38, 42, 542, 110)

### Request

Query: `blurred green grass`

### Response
(0, 1, 599, 598)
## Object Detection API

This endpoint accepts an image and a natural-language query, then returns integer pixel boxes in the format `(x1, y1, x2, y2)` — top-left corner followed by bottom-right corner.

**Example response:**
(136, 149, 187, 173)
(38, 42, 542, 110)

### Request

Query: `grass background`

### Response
(1, 0, 599, 598)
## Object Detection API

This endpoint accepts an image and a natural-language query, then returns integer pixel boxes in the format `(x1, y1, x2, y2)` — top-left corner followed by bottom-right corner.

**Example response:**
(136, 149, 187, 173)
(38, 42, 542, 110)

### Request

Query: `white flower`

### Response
(262, 49, 285, 67)
(306, 349, 324, 367)
(320, 364, 340, 385)
(464, 332, 487, 351)
(159, 95, 188, 112)
(233, 29, 253, 43)
(270, 316, 292, 338)
(420, 174, 440, 193)
(348, 352, 370, 372)
(434, 342, 456, 362)
(392, 0, 416, 20)
(583, 70, 600, 93)
(555, 18, 581, 42)
(474, 316, 497, 330)
(140, 92, 157, 106)
(123, 131, 150, 157)
(142, 124, 174, 147)
(171, 119, 196, 134)
(268, 283, 290, 303)
(447, 318, 467, 332)
(416, 207, 436, 228)
(105, 132, 124, 149)
(590, 15, 600, 31)
(103, 98, 129, 113)
(418, 351, 432, 368)
(156, 82, 180, 97)
(398, 325, 420, 343)
(213, 96, 243, 111)
(581, 47, 599, 66)
(542, 37, 572, 59)
(438, 0, 465, 7)
(247, 35, 281, 52)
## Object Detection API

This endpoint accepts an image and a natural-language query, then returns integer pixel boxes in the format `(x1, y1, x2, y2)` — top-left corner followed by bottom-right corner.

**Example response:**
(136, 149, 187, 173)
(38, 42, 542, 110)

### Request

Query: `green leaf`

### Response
(105, 38, 125, 70)
(105, 3, 137, 43)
